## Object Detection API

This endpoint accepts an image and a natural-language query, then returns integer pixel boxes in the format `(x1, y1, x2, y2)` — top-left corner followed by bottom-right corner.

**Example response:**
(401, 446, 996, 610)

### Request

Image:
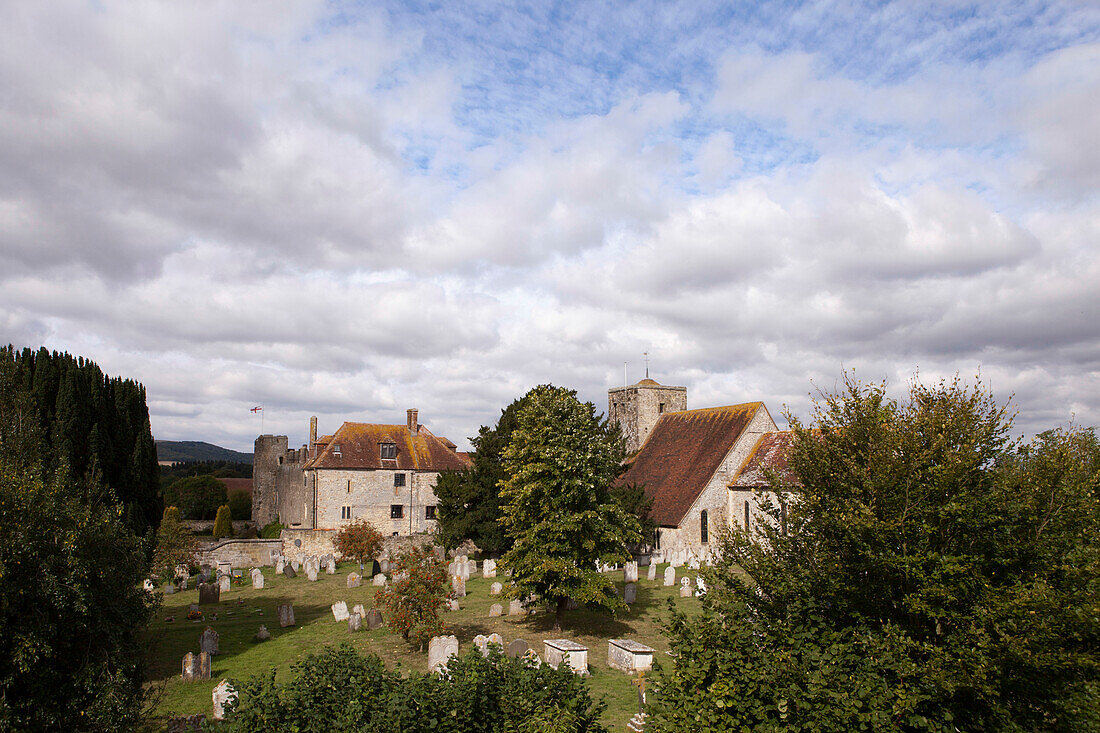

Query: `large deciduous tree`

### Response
(162, 474, 228, 520)
(650, 375, 1100, 732)
(499, 384, 641, 630)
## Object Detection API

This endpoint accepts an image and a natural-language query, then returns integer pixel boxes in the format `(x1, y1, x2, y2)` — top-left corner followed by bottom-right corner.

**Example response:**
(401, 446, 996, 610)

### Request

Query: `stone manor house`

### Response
(252, 381, 793, 564)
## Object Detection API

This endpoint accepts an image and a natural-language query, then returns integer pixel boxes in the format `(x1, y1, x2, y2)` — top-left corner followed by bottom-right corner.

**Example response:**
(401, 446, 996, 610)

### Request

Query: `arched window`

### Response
(700, 510, 709, 544)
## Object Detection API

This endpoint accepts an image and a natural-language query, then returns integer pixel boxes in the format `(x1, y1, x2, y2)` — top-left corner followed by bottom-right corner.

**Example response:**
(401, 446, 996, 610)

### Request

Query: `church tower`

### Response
(608, 378, 687, 454)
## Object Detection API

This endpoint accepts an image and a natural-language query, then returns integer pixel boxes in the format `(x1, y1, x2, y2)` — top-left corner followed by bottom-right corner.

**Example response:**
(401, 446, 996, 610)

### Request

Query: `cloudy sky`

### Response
(2, 1, 1098, 451)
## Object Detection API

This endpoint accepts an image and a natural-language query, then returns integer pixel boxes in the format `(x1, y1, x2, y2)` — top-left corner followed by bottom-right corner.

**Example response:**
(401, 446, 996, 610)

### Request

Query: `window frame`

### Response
(425, 505, 437, 520)
(394, 472, 406, 487)
(390, 504, 404, 519)
(380, 442, 397, 460)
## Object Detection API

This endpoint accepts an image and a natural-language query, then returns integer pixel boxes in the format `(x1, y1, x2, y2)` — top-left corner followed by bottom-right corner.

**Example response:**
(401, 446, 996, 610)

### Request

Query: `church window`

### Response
(381, 443, 397, 459)
(390, 504, 404, 519)
(425, 505, 437, 520)
(744, 501, 750, 531)
(394, 473, 406, 487)
(341, 506, 351, 520)
(700, 510, 709, 544)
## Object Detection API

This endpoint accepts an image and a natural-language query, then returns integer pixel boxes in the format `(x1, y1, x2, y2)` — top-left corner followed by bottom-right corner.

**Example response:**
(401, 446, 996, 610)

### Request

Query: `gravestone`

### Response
(522, 648, 542, 667)
(212, 680, 237, 721)
(467, 560, 477, 577)
(680, 577, 692, 597)
(696, 576, 707, 595)
(365, 603, 382, 629)
(331, 601, 349, 622)
(181, 652, 200, 681)
(179, 577, 188, 591)
(200, 626, 219, 656)
(278, 604, 295, 627)
(348, 612, 362, 632)
(544, 639, 588, 674)
(447, 599, 460, 611)
(380, 558, 390, 574)
(352, 604, 366, 619)
(473, 634, 489, 656)
(624, 561, 639, 583)
(251, 570, 264, 590)
(283, 564, 297, 579)
(325, 555, 336, 574)
(608, 639, 655, 674)
(508, 599, 525, 616)
(487, 633, 503, 649)
(164, 583, 177, 595)
(254, 625, 271, 642)
(663, 566, 675, 587)
(688, 555, 700, 570)
(624, 583, 637, 604)
(482, 559, 497, 578)
(291, 560, 300, 572)
(347, 572, 361, 588)
(506, 639, 529, 658)
(451, 575, 466, 597)
(218, 575, 231, 593)
(198, 583, 219, 604)
(489, 603, 503, 617)
(371, 560, 381, 577)
(144, 578, 155, 592)
(306, 565, 318, 582)
(217, 562, 231, 577)
(373, 573, 386, 586)
(490, 582, 502, 595)
(428, 635, 459, 674)
(275, 557, 285, 575)
(647, 563, 657, 582)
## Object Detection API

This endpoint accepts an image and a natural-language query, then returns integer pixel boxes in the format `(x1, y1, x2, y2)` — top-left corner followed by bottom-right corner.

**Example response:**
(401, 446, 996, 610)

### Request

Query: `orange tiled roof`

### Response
(617, 403, 763, 527)
(305, 422, 471, 472)
(217, 477, 253, 495)
(729, 430, 799, 489)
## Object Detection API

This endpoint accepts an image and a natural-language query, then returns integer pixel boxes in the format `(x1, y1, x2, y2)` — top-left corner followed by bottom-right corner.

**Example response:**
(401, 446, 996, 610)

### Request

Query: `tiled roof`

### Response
(305, 422, 472, 472)
(217, 477, 253, 495)
(617, 403, 763, 527)
(730, 430, 799, 489)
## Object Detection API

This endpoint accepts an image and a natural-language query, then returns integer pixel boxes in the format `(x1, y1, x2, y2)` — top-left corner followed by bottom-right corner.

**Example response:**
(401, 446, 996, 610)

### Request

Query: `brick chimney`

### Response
(407, 408, 419, 436)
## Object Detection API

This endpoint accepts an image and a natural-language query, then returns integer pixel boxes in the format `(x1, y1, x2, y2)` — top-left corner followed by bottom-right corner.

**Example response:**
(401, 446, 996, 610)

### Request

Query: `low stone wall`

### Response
(280, 528, 337, 562)
(184, 519, 254, 534)
(198, 539, 282, 568)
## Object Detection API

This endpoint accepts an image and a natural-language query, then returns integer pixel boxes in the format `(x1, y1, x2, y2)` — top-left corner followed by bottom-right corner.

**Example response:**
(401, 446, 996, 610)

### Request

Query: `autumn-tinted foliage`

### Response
(650, 375, 1100, 732)
(220, 644, 608, 732)
(334, 518, 384, 569)
(374, 544, 450, 650)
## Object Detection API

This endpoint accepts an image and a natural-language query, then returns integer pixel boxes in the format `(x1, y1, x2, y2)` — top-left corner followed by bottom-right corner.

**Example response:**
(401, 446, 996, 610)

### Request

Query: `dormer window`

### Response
(380, 442, 397, 460)
(332, 443, 341, 456)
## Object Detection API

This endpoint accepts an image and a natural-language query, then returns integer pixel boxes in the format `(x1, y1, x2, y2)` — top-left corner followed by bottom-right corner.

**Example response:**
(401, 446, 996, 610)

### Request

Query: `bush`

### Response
(259, 521, 284, 539)
(162, 474, 226, 519)
(153, 505, 197, 580)
(334, 518, 383, 568)
(374, 544, 449, 650)
(228, 489, 252, 520)
(220, 644, 607, 732)
(212, 504, 233, 539)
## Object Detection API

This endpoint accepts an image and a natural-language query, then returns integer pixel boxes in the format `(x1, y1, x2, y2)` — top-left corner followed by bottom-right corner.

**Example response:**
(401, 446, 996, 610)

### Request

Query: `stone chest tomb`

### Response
(543, 639, 589, 675)
(607, 639, 655, 674)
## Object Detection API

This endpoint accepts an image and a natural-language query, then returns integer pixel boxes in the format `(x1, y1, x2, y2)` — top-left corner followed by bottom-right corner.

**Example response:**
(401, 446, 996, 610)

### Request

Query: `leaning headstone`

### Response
(218, 575, 231, 593)
(473, 634, 490, 656)
(200, 626, 219, 656)
(181, 652, 197, 681)
(490, 582, 502, 595)
(331, 601, 349, 622)
(254, 625, 271, 642)
(347, 572, 361, 588)
(624, 561, 639, 583)
(352, 604, 366, 619)
(348, 612, 362, 632)
(647, 563, 657, 582)
(489, 603, 503, 617)
(373, 573, 386, 586)
(283, 564, 297, 579)
(275, 557, 285, 575)
(663, 566, 676, 587)
(212, 680, 237, 721)
(624, 583, 637, 604)
(680, 577, 692, 597)
(428, 635, 459, 674)
(366, 608, 383, 629)
(482, 559, 497, 578)
(198, 582, 219, 604)
(278, 604, 295, 628)
(508, 599, 526, 616)
(506, 638, 529, 658)
(251, 570, 264, 590)
(451, 575, 466, 597)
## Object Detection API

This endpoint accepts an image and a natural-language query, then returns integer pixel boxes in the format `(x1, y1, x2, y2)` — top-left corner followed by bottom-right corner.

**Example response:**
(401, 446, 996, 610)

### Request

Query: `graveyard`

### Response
(147, 560, 702, 729)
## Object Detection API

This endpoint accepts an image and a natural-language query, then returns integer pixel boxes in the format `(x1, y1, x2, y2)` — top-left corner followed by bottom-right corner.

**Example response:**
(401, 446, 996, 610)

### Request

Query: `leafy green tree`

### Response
(650, 375, 1100, 732)
(0, 458, 154, 730)
(434, 394, 530, 555)
(162, 474, 227, 519)
(499, 384, 641, 630)
(212, 503, 234, 539)
(221, 643, 608, 732)
(228, 489, 252, 520)
(334, 518, 383, 570)
(374, 544, 450, 650)
(153, 505, 198, 580)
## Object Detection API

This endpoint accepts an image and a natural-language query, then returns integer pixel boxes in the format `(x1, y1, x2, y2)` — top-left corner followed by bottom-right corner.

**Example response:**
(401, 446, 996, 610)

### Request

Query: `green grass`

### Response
(147, 563, 701, 730)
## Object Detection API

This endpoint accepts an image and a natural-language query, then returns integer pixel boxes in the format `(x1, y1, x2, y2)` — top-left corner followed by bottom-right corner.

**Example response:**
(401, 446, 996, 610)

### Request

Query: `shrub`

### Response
(374, 544, 449, 650)
(212, 504, 234, 539)
(259, 520, 284, 539)
(227, 489, 252, 520)
(334, 518, 383, 568)
(153, 505, 197, 580)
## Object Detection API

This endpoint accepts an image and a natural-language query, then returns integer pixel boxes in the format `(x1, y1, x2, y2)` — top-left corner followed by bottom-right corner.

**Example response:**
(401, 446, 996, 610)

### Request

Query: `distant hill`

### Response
(155, 440, 253, 464)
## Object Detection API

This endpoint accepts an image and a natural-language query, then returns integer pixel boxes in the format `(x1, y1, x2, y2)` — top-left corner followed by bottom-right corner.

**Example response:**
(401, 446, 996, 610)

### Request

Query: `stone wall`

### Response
(313, 468, 442, 536)
(252, 435, 309, 528)
(280, 528, 337, 562)
(183, 519, 253, 534)
(198, 539, 282, 568)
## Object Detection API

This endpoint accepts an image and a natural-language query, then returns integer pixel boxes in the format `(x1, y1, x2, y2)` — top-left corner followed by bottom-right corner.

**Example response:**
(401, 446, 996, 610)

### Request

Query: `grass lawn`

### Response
(146, 562, 702, 730)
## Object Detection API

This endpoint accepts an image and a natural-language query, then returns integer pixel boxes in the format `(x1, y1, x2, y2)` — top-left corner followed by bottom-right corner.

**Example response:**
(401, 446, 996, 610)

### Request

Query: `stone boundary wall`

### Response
(279, 528, 440, 563)
(184, 519, 254, 534)
(198, 539, 282, 568)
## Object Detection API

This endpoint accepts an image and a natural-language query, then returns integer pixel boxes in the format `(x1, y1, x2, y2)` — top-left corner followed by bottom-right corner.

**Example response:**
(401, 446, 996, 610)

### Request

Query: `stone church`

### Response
(252, 409, 470, 534)
(611, 378, 793, 563)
